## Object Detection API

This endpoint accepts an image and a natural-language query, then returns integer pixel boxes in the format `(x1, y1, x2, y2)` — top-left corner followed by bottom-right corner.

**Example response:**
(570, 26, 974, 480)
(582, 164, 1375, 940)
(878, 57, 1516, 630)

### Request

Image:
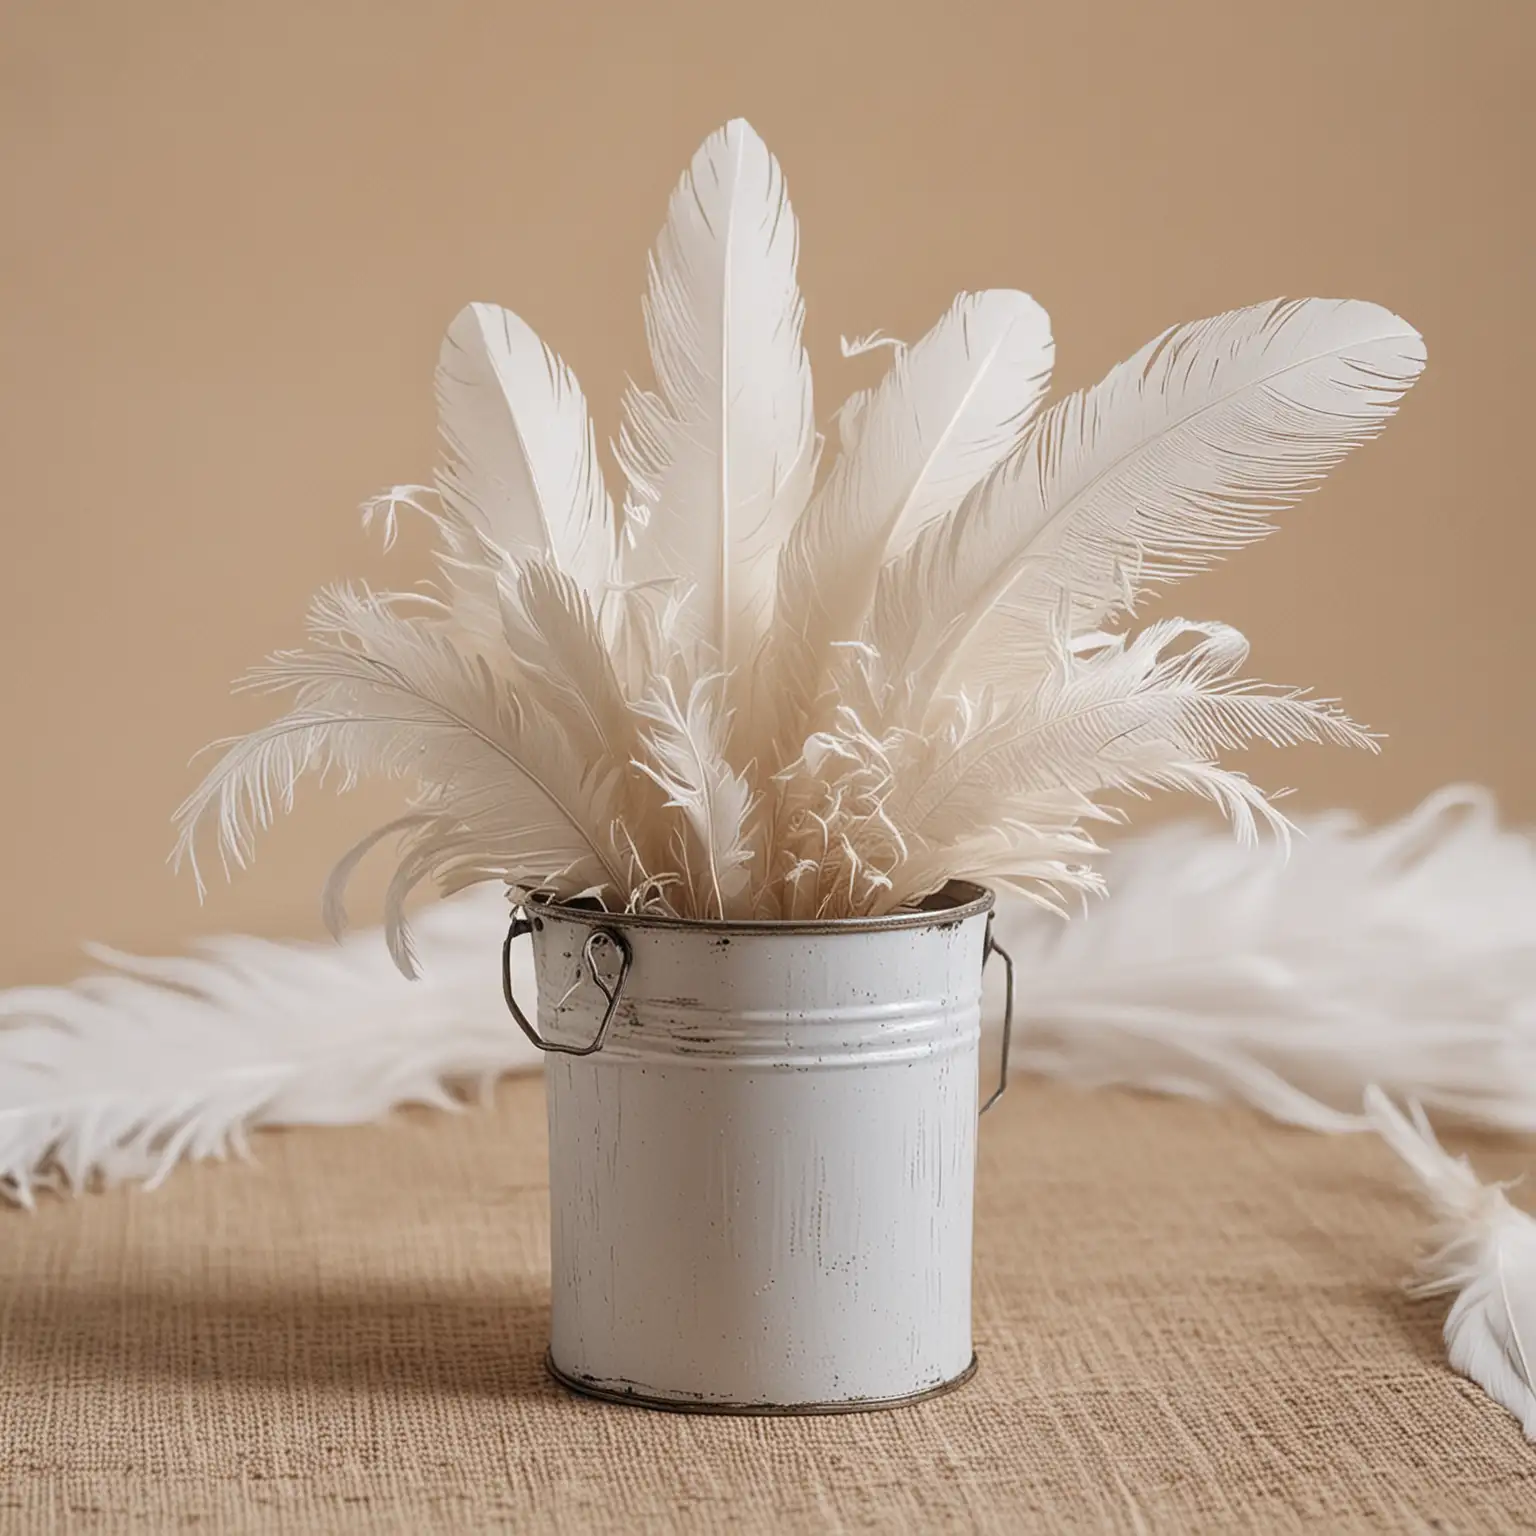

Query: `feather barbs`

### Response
(1368, 1087, 1536, 1440)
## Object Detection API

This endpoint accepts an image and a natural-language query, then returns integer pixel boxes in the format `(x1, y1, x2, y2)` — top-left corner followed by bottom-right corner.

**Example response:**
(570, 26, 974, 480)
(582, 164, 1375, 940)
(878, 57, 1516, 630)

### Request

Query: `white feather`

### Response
(321, 811, 431, 939)
(618, 118, 815, 675)
(437, 302, 615, 597)
(499, 559, 645, 769)
(768, 289, 1053, 735)
(763, 614, 1370, 922)
(996, 785, 1536, 1134)
(632, 675, 756, 918)
(0, 891, 537, 1209)
(890, 618, 1371, 845)
(877, 299, 1424, 701)
(1366, 1086, 1536, 1440)
(172, 584, 632, 970)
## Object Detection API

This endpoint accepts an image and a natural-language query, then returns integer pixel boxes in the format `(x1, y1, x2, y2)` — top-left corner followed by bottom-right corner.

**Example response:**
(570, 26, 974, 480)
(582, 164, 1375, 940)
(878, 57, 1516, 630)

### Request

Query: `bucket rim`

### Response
(523, 878, 995, 937)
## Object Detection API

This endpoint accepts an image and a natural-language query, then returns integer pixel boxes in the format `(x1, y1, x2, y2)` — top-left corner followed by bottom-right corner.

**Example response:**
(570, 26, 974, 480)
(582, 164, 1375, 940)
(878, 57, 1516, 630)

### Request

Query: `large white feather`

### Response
(618, 118, 815, 675)
(437, 302, 615, 597)
(875, 299, 1424, 700)
(768, 290, 1053, 731)
(1367, 1087, 1536, 1441)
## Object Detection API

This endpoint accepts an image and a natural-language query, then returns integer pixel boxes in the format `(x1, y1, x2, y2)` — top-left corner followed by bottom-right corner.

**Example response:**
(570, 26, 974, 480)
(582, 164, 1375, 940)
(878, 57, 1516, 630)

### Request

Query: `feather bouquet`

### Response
(175, 120, 1424, 968)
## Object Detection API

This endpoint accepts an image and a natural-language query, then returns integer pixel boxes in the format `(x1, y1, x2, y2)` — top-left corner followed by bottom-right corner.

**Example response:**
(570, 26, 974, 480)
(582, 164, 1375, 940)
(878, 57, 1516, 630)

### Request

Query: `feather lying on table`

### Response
(0, 898, 538, 1209)
(996, 785, 1536, 1134)
(7, 786, 1534, 1206)
(1365, 1086, 1536, 1440)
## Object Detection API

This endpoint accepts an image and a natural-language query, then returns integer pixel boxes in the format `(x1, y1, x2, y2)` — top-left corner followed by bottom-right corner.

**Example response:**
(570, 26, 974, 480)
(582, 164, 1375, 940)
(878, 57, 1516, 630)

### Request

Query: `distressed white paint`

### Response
(527, 887, 993, 1410)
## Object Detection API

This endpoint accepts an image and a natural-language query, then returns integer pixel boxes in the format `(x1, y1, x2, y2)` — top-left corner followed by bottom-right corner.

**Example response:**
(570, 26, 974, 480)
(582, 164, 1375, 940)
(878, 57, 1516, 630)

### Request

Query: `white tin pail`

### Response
(501, 880, 1014, 1414)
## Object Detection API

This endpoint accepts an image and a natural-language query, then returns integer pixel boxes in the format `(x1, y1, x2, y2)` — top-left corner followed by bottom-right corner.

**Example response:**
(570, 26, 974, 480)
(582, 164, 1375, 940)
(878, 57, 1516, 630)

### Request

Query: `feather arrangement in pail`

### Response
(177, 120, 1423, 1410)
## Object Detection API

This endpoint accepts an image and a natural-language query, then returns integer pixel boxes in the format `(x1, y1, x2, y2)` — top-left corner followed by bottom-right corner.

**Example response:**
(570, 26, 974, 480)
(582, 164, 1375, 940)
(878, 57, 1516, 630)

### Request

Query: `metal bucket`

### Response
(501, 879, 1014, 1414)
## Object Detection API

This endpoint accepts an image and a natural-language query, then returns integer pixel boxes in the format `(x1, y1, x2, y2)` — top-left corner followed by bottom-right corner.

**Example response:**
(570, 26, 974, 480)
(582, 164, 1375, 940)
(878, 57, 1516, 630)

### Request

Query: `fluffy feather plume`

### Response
(631, 675, 755, 918)
(172, 583, 637, 972)
(770, 614, 1373, 920)
(1367, 1087, 1536, 1440)
(894, 620, 1359, 833)
(176, 120, 1423, 946)
(0, 901, 539, 1209)
(998, 786, 1536, 1133)
(618, 119, 816, 681)
(499, 560, 642, 768)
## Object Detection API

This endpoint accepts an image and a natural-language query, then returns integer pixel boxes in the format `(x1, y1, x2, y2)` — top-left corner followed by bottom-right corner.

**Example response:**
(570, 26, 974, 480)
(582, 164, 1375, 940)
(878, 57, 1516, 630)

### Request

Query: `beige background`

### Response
(1, 0, 1530, 983)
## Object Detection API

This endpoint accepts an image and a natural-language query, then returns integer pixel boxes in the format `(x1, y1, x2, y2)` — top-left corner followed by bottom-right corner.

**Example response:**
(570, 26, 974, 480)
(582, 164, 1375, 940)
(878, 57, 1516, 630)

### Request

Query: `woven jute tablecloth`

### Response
(2, 1076, 1532, 1532)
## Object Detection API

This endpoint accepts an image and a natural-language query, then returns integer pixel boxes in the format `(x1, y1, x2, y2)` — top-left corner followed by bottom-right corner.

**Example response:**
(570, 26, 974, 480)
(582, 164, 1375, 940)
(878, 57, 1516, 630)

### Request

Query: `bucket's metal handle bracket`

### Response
(502, 910, 633, 1057)
(981, 917, 1015, 1115)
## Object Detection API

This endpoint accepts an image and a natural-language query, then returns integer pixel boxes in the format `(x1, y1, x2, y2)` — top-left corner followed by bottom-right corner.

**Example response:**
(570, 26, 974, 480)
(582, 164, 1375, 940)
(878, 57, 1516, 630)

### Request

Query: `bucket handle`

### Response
(502, 910, 634, 1057)
(980, 917, 1015, 1115)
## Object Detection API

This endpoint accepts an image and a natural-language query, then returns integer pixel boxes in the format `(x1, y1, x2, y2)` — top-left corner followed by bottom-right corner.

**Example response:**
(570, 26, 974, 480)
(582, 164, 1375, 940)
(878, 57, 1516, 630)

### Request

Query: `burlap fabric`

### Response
(3, 1076, 1532, 1532)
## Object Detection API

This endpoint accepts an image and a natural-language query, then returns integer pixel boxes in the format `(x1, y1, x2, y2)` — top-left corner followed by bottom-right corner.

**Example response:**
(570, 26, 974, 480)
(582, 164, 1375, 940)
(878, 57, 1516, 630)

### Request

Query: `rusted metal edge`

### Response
(544, 1350, 980, 1416)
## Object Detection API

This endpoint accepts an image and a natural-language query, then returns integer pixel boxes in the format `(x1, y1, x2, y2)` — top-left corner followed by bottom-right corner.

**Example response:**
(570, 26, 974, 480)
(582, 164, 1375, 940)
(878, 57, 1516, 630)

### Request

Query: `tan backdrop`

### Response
(1, 0, 1530, 984)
